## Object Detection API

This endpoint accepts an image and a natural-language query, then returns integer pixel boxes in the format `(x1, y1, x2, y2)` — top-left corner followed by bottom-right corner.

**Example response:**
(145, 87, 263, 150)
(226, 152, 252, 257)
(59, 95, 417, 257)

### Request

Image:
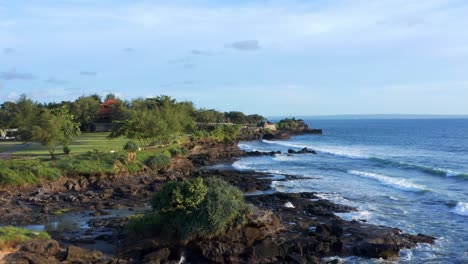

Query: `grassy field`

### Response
(10, 133, 130, 159)
(0, 141, 24, 153)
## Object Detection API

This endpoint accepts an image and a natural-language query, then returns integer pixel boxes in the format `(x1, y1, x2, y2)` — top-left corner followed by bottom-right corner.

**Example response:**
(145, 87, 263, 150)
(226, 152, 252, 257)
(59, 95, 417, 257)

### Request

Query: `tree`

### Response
(106, 100, 128, 122)
(109, 96, 195, 147)
(246, 114, 266, 124)
(0, 102, 17, 140)
(71, 96, 101, 132)
(31, 108, 80, 160)
(225, 111, 247, 124)
(14, 95, 40, 141)
(105, 93, 116, 101)
(195, 109, 226, 127)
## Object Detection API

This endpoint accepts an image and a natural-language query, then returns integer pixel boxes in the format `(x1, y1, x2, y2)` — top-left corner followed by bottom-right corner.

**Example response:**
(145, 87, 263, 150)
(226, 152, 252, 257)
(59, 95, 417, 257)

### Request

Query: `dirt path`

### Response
(0, 142, 31, 160)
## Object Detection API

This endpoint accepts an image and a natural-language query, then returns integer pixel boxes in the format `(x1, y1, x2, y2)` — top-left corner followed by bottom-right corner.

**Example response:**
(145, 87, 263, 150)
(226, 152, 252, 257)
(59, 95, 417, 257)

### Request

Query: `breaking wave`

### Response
(347, 170, 428, 192)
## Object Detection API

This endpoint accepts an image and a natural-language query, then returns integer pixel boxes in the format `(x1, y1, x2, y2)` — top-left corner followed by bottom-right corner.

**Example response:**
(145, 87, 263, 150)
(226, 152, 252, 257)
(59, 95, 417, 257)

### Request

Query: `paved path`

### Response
(0, 142, 31, 160)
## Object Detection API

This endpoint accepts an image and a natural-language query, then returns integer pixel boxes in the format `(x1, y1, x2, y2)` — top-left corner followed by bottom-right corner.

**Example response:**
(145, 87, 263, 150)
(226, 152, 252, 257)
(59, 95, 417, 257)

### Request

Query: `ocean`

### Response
(233, 119, 468, 263)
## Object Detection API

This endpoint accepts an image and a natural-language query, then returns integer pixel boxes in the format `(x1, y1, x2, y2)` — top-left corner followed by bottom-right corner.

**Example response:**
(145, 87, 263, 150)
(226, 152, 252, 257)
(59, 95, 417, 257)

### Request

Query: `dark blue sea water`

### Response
(234, 119, 468, 263)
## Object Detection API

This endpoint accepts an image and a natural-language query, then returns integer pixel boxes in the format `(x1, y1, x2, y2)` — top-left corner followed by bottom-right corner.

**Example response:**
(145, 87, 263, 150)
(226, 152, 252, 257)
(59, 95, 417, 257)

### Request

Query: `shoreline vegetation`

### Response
(0, 94, 434, 263)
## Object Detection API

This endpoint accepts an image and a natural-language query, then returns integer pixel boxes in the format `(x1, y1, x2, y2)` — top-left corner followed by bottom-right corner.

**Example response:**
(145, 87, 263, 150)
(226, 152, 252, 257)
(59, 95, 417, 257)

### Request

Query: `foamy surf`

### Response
(231, 161, 252, 171)
(272, 154, 298, 162)
(452, 202, 468, 216)
(262, 140, 468, 179)
(262, 139, 369, 159)
(368, 158, 468, 179)
(335, 210, 372, 222)
(347, 170, 428, 192)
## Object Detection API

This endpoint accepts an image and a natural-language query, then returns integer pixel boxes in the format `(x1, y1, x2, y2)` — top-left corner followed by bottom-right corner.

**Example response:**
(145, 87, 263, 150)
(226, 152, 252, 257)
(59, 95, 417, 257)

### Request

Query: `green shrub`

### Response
(0, 226, 50, 250)
(34, 166, 62, 180)
(63, 145, 71, 154)
(167, 145, 187, 157)
(151, 177, 208, 213)
(123, 141, 139, 152)
(123, 162, 144, 173)
(145, 153, 171, 171)
(126, 213, 164, 234)
(129, 177, 252, 240)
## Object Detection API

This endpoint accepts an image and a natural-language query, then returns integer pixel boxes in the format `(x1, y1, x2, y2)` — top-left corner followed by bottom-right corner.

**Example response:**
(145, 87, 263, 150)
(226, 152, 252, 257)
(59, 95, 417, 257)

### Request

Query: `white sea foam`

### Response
(452, 202, 468, 216)
(237, 143, 255, 151)
(231, 161, 252, 171)
(271, 179, 317, 193)
(262, 139, 304, 149)
(313, 145, 369, 159)
(263, 139, 370, 159)
(335, 210, 372, 222)
(347, 170, 427, 192)
(272, 154, 297, 162)
(315, 193, 356, 207)
(445, 169, 458, 177)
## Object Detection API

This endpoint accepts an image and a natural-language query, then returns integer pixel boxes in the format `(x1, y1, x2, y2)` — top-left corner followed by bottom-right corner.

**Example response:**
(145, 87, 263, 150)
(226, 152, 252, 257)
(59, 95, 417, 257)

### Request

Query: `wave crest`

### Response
(347, 170, 428, 192)
(452, 202, 468, 216)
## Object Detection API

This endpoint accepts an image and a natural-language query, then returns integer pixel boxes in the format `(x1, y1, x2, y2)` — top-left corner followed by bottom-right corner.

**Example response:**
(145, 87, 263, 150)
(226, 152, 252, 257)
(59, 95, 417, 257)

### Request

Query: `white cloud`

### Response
(5, 0, 467, 54)
(0, 69, 35, 80)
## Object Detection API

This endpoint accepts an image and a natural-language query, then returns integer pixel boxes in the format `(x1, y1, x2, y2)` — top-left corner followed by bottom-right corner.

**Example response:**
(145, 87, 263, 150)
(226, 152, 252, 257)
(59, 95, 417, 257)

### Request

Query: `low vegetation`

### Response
(127, 177, 252, 240)
(0, 159, 62, 186)
(0, 93, 270, 188)
(0, 226, 50, 250)
(0, 143, 174, 187)
(277, 117, 308, 130)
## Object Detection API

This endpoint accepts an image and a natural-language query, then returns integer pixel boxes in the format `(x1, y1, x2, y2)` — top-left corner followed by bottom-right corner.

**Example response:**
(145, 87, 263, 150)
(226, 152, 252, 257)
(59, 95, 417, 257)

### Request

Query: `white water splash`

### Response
(452, 202, 468, 216)
(348, 170, 428, 192)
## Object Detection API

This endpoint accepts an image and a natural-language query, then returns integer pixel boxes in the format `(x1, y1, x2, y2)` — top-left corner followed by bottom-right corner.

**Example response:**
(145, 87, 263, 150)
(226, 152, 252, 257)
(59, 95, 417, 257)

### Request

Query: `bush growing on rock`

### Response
(0, 226, 50, 250)
(128, 177, 252, 240)
(145, 153, 171, 171)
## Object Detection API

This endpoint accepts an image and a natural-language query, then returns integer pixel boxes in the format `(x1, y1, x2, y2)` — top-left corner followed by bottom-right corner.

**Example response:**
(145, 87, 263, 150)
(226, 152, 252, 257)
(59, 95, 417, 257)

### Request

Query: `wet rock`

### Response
(143, 248, 171, 264)
(262, 132, 291, 140)
(18, 239, 60, 257)
(245, 150, 281, 157)
(287, 147, 317, 155)
(66, 245, 103, 263)
(4, 239, 61, 264)
(197, 170, 272, 193)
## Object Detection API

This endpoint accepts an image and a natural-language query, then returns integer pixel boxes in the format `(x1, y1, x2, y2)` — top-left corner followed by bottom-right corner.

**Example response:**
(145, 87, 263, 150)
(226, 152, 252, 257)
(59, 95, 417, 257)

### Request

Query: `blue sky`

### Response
(1, 0, 468, 116)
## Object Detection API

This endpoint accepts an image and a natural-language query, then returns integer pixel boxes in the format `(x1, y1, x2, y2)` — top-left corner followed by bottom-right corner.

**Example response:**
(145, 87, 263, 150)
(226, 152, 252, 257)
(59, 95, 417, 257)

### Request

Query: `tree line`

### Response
(0, 94, 266, 159)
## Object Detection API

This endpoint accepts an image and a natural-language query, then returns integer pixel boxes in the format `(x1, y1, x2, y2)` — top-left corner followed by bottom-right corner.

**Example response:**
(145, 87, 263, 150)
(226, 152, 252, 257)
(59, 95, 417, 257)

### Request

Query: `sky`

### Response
(1, 0, 468, 116)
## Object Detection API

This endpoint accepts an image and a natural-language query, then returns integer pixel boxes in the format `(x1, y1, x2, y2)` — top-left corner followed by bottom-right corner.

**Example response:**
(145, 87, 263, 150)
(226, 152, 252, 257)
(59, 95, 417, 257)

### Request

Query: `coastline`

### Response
(0, 137, 435, 263)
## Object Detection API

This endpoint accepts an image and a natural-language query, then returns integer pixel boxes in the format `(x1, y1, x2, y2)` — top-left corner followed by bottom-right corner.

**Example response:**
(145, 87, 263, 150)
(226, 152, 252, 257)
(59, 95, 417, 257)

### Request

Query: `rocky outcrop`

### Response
(0, 139, 435, 263)
(261, 128, 322, 141)
(120, 189, 434, 263)
(3, 239, 123, 264)
(287, 147, 317, 155)
(186, 141, 244, 167)
(262, 132, 291, 140)
(245, 150, 281, 157)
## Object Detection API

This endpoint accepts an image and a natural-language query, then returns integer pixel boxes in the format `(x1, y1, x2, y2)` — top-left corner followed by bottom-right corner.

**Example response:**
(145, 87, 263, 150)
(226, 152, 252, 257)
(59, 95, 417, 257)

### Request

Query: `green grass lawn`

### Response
(0, 141, 24, 153)
(12, 133, 130, 159)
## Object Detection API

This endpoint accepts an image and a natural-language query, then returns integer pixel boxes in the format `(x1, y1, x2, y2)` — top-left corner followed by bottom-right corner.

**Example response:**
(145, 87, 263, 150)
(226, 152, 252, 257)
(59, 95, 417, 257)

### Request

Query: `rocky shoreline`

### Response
(0, 140, 435, 263)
